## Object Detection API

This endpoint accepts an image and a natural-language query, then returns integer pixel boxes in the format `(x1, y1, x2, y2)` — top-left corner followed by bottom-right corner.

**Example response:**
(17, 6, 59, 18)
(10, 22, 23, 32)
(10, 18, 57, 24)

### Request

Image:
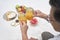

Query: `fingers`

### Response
(20, 21, 23, 27)
(22, 21, 27, 25)
(20, 21, 27, 26)
(35, 10, 42, 14)
(34, 10, 42, 17)
(34, 10, 39, 17)
(34, 11, 37, 16)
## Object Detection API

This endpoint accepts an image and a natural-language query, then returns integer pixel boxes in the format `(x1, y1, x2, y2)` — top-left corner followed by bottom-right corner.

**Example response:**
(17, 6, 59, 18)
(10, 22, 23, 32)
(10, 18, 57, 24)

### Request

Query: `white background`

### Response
(0, 0, 60, 40)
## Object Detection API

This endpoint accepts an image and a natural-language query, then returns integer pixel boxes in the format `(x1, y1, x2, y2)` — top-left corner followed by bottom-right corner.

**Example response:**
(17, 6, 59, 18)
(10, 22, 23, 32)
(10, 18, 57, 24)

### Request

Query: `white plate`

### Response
(3, 11, 17, 21)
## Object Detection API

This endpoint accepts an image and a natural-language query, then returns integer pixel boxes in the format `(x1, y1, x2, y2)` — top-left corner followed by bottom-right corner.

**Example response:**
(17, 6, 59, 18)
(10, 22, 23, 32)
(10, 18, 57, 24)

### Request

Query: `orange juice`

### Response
(25, 8, 34, 20)
(18, 14, 27, 22)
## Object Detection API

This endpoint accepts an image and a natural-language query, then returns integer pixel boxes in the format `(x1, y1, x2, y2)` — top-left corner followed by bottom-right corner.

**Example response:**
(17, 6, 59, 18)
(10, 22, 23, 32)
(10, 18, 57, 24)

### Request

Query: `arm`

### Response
(34, 10, 49, 21)
(20, 21, 38, 40)
(22, 32, 28, 40)
(20, 21, 28, 40)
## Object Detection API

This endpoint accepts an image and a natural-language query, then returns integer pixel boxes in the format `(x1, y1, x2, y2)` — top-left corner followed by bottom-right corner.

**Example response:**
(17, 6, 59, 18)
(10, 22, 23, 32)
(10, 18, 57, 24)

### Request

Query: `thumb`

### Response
(22, 21, 27, 25)
(34, 11, 37, 16)
(20, 21, 23, 27)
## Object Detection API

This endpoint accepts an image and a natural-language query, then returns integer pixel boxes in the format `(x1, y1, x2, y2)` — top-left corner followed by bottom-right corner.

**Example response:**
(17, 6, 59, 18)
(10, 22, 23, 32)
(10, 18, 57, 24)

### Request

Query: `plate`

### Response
(3, 11, 17, 21)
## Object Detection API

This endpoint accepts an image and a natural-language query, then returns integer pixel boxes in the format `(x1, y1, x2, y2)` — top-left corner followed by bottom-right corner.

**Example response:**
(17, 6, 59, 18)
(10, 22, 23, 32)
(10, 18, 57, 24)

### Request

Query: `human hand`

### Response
(20, 21, 28, 33)
(34, 10, 48, 21)
(34, 10, 42, 17)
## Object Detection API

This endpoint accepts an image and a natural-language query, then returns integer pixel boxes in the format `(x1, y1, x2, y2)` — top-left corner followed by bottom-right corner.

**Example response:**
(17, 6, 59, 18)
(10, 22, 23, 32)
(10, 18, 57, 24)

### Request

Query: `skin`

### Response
(20, 21, 28, 40)
(34, 10, 48, 20)
(20, 6, 60, 40)
(20, 21, 38, 40)
(20, 10, 48, 40)
(50, 6, 60, 32)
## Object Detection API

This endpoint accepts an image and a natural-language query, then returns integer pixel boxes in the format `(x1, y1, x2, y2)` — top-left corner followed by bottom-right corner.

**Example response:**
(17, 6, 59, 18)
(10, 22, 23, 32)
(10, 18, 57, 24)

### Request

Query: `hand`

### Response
(34, 10, 48, 21)
(34, 10, 42, 17)
(20, 21, 28, 33)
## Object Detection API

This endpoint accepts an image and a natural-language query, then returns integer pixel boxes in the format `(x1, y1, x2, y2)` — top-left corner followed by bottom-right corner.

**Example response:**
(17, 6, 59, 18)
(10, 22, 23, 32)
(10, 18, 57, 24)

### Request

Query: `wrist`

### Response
(22, 32, 27, 36)
(22, 32, 28, 40)
(21, 31, 27, 34)
(44, 15, 48, 19)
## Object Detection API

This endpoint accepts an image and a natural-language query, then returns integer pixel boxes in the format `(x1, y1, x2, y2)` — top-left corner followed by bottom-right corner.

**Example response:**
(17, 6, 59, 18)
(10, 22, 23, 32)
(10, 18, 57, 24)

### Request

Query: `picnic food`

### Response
(3, 5, 38, 26)
(25, 7, 34, 20)
(16, 5, 26, 13)
(18, 13, 27, 22)
(3, 11, 17, 21)
(30, 18, 38, 25)
(16, 5, 38, 25)
(16, 5, 34, 21)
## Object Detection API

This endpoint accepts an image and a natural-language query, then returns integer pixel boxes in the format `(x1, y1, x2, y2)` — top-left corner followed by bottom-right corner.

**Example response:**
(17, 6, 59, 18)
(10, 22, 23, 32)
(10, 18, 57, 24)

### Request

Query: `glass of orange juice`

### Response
(18, 13, 27, 22)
